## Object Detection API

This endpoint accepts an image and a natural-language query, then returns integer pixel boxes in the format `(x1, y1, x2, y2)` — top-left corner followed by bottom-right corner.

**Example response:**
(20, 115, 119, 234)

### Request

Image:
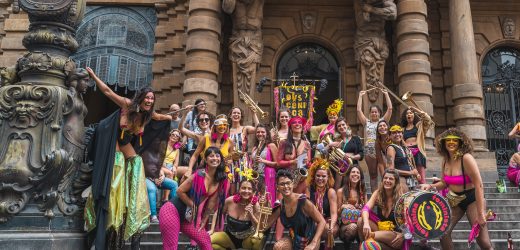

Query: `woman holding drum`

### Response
(357, 168, 404, 249)
(337, 165, 367, 247)
(420, 128, 493, 250)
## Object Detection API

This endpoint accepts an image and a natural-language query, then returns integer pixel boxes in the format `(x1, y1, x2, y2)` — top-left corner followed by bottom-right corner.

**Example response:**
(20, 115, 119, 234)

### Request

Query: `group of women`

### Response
(83, 67, 500, 250)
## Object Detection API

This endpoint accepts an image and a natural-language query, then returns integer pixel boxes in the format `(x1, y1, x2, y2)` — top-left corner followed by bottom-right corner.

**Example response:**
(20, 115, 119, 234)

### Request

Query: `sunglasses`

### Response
(291, 120, 304, 125)
(198, 118, 210, 123)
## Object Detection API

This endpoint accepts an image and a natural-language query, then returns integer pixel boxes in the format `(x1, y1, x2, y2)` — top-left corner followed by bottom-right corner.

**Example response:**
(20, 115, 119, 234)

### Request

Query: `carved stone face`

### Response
(12, 101, 38, 129)
(77, 77, 89, 94)
(303, 14, 315, 30)
(504, 18, 515, 38)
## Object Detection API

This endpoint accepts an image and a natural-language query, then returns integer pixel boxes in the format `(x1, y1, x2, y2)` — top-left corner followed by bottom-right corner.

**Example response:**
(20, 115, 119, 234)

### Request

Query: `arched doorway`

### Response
(481, 47, 520, 177)
(277, 43, 340, 125)
(71, 6, 157, 124)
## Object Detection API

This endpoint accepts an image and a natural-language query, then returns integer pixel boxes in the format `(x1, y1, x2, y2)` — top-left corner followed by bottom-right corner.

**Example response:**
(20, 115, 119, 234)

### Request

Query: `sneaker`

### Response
(150, 215, 159, 223)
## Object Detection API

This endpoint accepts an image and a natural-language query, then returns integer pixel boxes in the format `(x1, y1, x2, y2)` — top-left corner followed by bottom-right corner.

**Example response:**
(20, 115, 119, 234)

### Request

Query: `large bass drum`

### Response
(394, 191, 451, 239)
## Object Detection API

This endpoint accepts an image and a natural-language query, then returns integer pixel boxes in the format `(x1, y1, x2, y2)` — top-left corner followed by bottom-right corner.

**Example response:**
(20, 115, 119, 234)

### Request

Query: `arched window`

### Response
(72, 6, 157, 93)
(481, 47, 520, 176)
(277, 43, 340, 124)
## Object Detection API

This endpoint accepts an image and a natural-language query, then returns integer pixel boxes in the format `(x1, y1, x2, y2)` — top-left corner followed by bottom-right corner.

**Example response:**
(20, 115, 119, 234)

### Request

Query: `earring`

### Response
(137, 105, 140, 113)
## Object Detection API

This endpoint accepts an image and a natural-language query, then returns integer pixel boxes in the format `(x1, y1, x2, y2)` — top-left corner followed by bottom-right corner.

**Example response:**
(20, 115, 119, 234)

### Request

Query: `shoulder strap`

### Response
(461, 154, 466, 190)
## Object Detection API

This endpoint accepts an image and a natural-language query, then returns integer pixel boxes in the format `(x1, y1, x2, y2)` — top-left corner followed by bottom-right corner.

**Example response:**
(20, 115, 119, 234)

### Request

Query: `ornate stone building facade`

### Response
(0, 0, 518, 174)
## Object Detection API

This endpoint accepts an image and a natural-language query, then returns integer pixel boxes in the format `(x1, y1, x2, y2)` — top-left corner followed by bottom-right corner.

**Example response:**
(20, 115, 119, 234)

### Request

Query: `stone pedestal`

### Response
(396, 0, 434, 145)
(0, 204, 86, 250)
(449, 0, 487, 150)
(182, 0, 221, 114)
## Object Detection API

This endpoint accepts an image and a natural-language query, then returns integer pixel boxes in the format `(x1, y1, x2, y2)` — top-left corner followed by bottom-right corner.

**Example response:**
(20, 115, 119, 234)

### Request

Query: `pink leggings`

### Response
(159, 202, 212, 250)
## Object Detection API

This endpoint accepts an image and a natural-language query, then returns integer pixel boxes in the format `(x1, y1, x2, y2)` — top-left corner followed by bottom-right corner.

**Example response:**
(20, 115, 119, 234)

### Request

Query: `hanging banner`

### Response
(274, 83, 315, 131)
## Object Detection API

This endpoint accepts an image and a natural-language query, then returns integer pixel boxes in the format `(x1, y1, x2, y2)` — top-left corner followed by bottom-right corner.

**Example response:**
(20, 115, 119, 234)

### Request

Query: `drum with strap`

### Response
(394, 191, 451, 239)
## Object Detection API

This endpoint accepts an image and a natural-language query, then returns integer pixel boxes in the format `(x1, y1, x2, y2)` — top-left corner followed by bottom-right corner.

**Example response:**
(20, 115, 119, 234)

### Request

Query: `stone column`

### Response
(396, 0, 434, 144)
(449, 0, 487, 150)
(182, 0, 221, 114)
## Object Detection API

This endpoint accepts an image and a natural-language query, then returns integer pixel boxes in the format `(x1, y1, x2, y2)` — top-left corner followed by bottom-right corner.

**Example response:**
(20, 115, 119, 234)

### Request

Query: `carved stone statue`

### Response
(503, 17, 515, 39)
(354, 0, 396, 102)
(223, 0, 264, 116)
(0, 0, 89, 235)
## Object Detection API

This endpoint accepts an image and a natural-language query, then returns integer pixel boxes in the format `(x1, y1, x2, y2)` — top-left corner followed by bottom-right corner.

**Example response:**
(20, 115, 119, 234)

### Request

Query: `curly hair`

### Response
(376, 168, 402, 211)
(341, 165, 366, 205)
(253, 124, 272, 147)
(196, 111, 215, 127)
(306, 158, 335, 188)
(276, 168, 294, 182)
(400, 107, 420, 128)
(434, 127, 474, 160)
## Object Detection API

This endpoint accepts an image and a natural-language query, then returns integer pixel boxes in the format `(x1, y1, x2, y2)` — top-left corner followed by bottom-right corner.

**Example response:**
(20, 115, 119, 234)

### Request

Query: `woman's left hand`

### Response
(245, 204, 254, 216)
(477, 212, 487, 227)
(304, 241, 318, 250)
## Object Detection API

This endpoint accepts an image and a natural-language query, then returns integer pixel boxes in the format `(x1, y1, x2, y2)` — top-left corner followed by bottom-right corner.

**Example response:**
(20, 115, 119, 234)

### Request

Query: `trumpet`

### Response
(319, 134, 352, 176)
(367, 81, 424, 112)
(238, 89, 269, 119)
(252, 192, 272, 240)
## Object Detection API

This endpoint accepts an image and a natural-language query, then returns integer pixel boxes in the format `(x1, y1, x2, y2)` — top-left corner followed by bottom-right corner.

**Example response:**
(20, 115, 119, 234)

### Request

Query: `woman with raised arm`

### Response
(357, 89, 392, 191)
(400, 106, 434, 184)
(228, 106, 259, 192)
(310, 99, 343, 145)
(84, 67, 173, 250)
(337, 165, 367, 247)
(251, 124, 278, 205)
(375, 120, 390, 178)
(386, 125, 420, 192)
(159, 147, 229, 250)
(357, 169, 404, 249)
(419, 128, 493, 250)
(271, 108, 291, 145)
(305, 159, 338, 250)
(210, 179, 263, 250)
(178, 107, 213, 175)
(263, 169, 326, 250)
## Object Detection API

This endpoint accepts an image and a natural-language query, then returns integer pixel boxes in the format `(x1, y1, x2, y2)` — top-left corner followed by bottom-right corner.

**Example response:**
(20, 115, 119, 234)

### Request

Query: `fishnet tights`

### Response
(159, 202, 212, 250)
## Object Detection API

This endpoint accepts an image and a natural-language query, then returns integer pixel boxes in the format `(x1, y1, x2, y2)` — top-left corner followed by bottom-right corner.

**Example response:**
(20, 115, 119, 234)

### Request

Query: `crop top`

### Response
(443, 155, 472, 189)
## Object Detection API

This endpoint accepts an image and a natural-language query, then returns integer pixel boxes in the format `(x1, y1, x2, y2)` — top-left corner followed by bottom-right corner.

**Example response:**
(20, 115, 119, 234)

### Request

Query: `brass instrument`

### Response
(254, 140, 264, 170)
(293, 167, 308, 184)
(252, 192, 272, 240)
(238, 89, 269, 119)
(320, 134, 352, 176)
(270, 122, 280, 146)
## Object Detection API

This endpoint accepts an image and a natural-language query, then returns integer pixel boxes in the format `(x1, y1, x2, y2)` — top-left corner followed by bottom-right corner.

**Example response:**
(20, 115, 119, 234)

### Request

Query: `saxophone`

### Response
(271, 122, 280, 146)
(254, 140, 264, 171)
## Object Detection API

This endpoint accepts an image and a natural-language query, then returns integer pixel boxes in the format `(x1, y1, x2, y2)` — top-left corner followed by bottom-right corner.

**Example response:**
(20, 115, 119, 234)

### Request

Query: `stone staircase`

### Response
(126, 182, 520, 250)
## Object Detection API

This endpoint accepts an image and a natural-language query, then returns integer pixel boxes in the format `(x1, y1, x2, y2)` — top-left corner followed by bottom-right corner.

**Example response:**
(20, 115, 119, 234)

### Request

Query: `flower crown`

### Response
(326, 99, 343, 116)
(235, 167, 257, 181)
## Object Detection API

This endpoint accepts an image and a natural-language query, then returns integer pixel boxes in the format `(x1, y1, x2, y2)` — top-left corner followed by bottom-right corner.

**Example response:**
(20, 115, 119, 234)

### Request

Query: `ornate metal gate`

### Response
(481, 47, 520, 178)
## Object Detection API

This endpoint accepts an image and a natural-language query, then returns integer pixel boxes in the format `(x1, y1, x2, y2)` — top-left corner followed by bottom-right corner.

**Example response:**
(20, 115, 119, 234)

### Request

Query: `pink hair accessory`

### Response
(232, 194, 241, 203)
(172, 142, 182, 150)
(251, 195, 259, 205)
(288, 116, 307, 127)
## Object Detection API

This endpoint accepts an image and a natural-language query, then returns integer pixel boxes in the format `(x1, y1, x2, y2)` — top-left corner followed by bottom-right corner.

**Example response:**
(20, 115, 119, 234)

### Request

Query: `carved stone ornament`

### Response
(301, 11, 317, 32)
(502, 18, 516, 39)
(0, 0, 90, 223)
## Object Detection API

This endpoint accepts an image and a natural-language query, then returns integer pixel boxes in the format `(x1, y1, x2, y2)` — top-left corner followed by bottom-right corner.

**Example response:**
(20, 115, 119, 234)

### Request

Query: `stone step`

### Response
(127, 239, 519, 250)
(450, 229, 520, 240)
(454, 220, 520, 230)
